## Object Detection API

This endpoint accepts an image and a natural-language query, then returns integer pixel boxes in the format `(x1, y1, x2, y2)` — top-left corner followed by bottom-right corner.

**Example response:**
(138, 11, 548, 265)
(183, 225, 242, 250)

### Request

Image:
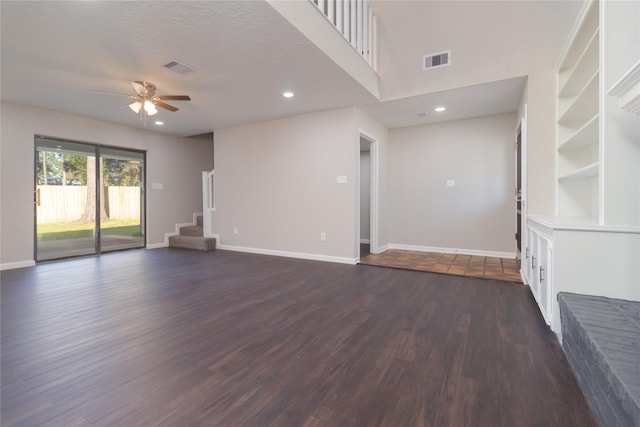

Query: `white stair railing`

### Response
(201, 169, 215, 237)
(312, 0, 377, 71)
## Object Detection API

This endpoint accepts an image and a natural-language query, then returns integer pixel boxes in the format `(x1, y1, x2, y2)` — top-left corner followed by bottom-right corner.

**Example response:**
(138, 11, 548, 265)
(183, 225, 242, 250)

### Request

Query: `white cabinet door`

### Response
(537, 236, 552, 325)
(526, 226, 554, 326)
(529, 228, 540, 303)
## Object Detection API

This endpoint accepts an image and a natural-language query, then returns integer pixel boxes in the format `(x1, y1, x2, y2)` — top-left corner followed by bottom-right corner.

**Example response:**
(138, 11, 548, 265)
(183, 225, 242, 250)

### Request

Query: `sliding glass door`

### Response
(100, 148, 145, 252)
(35, 136, 145, 261)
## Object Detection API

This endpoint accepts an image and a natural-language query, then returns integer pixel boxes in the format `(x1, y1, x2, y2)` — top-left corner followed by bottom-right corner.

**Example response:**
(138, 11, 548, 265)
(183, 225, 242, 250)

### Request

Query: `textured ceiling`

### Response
(1, 1, 581, 137)
(1, 1, 377, 136)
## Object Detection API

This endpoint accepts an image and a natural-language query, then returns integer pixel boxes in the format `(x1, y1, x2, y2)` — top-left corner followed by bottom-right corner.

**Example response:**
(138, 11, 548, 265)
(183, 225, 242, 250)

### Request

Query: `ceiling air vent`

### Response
(163, 60, 195, 75)
(423, 50, 451, 70)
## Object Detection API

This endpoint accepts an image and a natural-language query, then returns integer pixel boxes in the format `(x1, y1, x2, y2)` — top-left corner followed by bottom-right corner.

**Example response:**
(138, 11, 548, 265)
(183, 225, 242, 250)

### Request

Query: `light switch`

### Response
(337, 176, 348, 184)
(152, 182, 164, 190)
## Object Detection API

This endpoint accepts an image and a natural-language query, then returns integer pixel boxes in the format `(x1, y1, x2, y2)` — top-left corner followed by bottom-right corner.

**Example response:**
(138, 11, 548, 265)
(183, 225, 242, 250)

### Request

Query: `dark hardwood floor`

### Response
(1, 249, 597, 426)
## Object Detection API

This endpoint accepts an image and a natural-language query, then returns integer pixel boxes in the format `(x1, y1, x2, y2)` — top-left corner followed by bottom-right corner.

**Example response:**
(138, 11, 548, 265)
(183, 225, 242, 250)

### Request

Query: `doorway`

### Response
(358, 131, 378, 259)
(514, 104, 527, 262)
(34, 136, 146, 261)
(516, 125, 522, 256)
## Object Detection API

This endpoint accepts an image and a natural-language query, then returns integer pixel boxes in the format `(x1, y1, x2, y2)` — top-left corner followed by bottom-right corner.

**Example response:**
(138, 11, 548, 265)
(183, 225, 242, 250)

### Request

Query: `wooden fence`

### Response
(36, 186, 141, 223)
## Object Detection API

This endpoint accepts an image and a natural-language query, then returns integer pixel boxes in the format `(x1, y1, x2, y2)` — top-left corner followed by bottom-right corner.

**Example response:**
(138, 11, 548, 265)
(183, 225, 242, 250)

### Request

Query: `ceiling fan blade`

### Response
(155, 101, 179, 112)
(90, 90, 137, 99)
(155, 95, 191, 101)
(130, 81, 148, 96)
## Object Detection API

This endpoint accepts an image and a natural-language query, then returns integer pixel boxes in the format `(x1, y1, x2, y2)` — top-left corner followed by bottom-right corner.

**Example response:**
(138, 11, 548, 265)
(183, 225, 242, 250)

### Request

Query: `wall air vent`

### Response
(423, 50, 451, 70)
(163, 60, 195, 75)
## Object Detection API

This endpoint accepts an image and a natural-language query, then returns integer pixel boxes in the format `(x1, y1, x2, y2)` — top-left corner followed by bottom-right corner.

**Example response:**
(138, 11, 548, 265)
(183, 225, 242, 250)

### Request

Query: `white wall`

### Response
(374, 1, 581, 100)
(0, 102, 213, 268)
(212, 108, 359, 262)
(388, 113, 517, 255)
(374, 1, 580, 219)
(359, 149, 371, 241)
(601, 0, 640, 226)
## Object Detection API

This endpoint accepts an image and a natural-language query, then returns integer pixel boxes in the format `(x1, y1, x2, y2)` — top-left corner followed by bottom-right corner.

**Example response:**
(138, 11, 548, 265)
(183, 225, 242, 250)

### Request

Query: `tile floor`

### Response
(359, 248, 522, 283)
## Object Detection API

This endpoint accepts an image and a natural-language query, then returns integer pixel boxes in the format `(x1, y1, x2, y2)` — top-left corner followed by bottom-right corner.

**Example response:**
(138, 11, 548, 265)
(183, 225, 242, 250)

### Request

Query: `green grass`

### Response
(37, 219, 142, 241)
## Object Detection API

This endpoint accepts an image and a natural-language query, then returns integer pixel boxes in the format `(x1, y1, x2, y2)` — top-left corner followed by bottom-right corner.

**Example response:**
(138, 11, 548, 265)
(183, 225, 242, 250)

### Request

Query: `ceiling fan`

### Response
(93, 81, 191, 120)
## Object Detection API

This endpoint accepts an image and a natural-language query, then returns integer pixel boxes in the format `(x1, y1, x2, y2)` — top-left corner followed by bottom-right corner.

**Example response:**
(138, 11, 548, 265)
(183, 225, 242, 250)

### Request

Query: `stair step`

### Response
(168, 235, 216, 251)
(180, 225, 203, 236)
(196, 216, 203, 227)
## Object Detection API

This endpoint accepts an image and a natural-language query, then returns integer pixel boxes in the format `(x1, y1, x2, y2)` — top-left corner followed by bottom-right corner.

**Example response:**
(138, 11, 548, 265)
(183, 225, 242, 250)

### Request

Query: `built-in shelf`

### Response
(558, 114, 599, 150)
(558, 71, 599, 125)
(559, 29, 599, 97)
(558, 161, 599, 180)
(529, 215, 640, 233)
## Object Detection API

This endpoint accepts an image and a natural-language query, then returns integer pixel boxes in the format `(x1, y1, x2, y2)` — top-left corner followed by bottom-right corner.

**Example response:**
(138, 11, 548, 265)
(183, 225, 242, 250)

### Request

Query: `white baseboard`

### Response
(146, 242, 168, 249)
(373, 243, 390, 254)
(1, 260, 36, 271)
(359, 239, 371, 244)
(387, 243, 515, 259)
(217, 244, 357, 265)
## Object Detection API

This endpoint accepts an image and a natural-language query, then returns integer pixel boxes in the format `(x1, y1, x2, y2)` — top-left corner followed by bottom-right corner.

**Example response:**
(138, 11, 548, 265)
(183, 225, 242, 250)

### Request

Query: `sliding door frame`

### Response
(34, 135, 147, 262)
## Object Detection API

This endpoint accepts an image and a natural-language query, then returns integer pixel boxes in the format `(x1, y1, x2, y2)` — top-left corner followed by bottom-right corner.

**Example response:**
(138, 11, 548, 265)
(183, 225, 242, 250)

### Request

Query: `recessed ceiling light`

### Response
(434, 106, 446, 112)
(283, 91, 294, 98)
(154, 121, 164, 126)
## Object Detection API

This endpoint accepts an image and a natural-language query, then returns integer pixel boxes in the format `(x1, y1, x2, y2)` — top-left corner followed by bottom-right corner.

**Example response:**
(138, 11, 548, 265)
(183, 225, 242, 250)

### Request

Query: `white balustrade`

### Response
(312, 0, 376, 70)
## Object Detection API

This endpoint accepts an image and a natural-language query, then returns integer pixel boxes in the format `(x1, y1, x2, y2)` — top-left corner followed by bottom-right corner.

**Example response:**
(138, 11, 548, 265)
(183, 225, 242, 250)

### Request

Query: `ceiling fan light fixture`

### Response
(129, 101, 142, 113)
(144, 100, 158, 115)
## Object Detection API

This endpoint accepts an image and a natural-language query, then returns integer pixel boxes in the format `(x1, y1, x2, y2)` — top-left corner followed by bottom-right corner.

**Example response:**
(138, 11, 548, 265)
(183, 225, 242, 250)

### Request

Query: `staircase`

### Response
(168, 215, 216, 251)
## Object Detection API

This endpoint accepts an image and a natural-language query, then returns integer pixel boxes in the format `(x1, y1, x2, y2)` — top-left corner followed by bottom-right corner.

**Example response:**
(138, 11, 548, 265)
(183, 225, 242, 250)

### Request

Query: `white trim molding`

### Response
(217, 244, 357, 265)
(359, 239, 371, 244)
(388, 243, 516, 259)
(146, 242, 168, 249)
(374, 243, 390, 254)
(1, 260, 36, 271)
(608, 60, 640, 115)
(357, 129, 379, 255)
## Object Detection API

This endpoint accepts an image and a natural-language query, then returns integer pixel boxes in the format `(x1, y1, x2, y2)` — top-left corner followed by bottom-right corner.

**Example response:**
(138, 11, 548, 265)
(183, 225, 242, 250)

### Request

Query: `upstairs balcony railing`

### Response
(311, 0, 377, 71)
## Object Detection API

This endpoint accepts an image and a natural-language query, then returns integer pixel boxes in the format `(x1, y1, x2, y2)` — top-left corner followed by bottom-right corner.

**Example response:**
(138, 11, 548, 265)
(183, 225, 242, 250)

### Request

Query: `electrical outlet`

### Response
(233, 226, 238, 235)
(447, 179, 455, 187)
(320, 232, 327, 241)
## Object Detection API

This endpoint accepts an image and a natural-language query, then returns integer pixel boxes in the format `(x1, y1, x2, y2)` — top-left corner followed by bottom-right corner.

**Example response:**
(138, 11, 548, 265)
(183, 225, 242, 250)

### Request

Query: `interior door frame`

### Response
(515, 105, 528, 260)
(356, 129, 379, 259)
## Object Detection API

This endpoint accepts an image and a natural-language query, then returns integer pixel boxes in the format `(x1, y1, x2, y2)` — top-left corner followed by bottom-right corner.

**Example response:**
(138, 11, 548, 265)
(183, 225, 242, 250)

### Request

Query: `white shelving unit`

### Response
(525, 0, 640, 335)
(556, 0, 600, 219)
